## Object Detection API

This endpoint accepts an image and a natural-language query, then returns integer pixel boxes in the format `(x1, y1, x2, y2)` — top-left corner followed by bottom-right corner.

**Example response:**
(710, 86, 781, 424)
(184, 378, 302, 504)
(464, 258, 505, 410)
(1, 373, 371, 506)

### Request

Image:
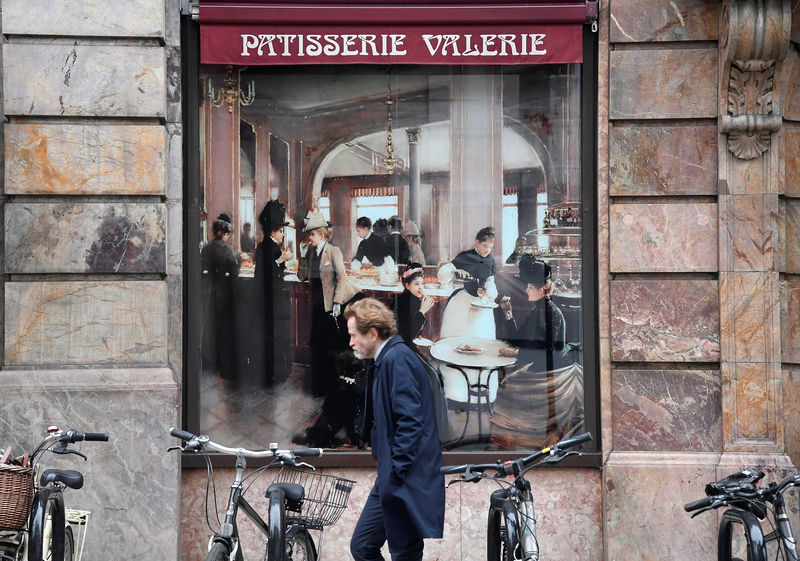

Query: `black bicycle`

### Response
(0, 426, 109, 561)
(441, 432, 592, 561)
(685, 468, 800, 561)
(169, 428, 354, 561)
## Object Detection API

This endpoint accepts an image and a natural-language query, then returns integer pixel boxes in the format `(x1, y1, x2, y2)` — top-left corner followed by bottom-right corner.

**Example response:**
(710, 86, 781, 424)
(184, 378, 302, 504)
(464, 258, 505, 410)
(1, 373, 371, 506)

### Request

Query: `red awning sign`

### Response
(206, 25, 582, 65)
(199, 2, 595, 65)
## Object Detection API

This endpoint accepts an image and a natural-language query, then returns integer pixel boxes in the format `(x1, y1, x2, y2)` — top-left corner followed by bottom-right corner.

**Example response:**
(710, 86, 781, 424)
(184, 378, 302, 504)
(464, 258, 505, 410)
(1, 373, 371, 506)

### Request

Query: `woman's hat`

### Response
(259, 200, 289, 233)
(517, 255, 550, 288)
(303, 209, 328, 232)
(403, 221, 421, 236)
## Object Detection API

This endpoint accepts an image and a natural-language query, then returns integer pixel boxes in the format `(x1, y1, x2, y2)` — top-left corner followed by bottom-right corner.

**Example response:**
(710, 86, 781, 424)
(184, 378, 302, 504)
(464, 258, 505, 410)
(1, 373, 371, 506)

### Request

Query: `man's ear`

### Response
(369, 327, 379, 342)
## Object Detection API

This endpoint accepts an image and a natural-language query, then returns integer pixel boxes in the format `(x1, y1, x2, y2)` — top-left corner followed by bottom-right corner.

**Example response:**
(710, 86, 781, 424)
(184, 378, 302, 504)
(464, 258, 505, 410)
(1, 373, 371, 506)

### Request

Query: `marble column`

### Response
(717, 0, 793, 472)
(406, 127, 421, 227)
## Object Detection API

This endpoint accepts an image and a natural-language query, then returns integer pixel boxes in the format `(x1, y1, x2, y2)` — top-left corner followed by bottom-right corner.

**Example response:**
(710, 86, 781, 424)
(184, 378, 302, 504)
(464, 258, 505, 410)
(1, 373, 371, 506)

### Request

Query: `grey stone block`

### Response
(4, 281, 168, 365)
(5, 203, 166, 274)
(0, 368, 179, 561)
(3, 44, 165, 117)
(5, 124, 166, 195)
(2, 0, 165, 38)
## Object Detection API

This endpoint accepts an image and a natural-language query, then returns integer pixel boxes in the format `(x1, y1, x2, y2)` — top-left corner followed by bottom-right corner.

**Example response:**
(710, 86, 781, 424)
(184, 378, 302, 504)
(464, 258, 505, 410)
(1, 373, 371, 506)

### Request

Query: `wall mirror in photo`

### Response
(196, 62, 588, 455)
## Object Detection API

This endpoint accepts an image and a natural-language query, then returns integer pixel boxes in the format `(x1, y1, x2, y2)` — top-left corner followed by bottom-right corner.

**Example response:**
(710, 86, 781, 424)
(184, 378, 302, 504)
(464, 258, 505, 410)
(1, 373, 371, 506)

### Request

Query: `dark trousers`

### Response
(350, 483, 424, 561)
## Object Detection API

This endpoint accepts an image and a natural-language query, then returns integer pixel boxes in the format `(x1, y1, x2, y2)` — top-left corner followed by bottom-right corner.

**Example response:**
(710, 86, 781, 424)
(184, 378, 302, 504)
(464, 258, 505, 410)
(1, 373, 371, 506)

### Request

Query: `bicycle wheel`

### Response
(205, 541, 230, 561)
(37, 495, 67, 561)
(487, 507, 504, 561)
(286, 527, 316, 561)
(267, 491, 286, 561)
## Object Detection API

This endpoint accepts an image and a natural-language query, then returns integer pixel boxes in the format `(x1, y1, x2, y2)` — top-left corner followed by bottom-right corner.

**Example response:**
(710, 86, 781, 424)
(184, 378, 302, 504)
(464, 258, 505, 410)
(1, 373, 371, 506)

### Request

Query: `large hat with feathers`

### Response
(259, 200, 289, 233)
(517, 255, 550, 288)
(303, 209, 328, 232)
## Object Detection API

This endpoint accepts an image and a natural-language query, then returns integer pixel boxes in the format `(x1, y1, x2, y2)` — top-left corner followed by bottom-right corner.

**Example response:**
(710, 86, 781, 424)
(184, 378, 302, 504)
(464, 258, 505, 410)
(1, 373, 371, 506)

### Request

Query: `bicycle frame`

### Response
(211, 455, 274, 558)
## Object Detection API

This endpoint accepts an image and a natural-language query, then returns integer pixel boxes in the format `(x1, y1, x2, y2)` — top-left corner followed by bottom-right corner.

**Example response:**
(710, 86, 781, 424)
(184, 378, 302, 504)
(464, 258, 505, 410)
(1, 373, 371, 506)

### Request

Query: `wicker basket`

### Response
(272, 468, 354, 528)
(0, 464, 33, 530)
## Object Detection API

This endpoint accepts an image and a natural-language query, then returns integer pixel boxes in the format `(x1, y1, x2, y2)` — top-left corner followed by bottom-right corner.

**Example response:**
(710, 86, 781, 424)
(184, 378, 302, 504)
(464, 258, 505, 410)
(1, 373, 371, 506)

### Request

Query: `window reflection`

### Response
(197, 65, 585, 452)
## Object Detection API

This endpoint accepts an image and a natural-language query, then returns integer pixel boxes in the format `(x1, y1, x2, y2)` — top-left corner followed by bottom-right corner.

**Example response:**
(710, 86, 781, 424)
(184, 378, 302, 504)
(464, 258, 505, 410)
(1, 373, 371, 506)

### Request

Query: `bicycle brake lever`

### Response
(166, 445, 182, 453)
(295, 461, 316, 470)
(53, 444, 87, 461)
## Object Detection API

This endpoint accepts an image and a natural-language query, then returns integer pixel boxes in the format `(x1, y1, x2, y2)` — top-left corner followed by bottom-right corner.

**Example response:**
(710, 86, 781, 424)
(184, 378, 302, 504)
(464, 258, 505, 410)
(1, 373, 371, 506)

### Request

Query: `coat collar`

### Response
(374, 334, 404, 367)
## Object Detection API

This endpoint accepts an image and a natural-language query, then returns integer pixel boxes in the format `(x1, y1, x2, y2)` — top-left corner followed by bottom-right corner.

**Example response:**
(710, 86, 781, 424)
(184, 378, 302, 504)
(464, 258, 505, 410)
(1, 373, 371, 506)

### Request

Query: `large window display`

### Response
(193, 61, 590, 455)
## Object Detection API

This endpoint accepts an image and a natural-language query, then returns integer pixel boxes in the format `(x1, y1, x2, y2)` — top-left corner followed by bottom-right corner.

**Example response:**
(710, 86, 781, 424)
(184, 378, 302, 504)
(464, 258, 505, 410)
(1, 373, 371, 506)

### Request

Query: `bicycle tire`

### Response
(204, 541, 230, 561)
(36, 494, 66, 561)
(501, 501, 521, 561)
(267, 490, 287, 561)
(487, 507, 504, 561)
(286, 526, 316, 561)
(43, 523, 73, 561)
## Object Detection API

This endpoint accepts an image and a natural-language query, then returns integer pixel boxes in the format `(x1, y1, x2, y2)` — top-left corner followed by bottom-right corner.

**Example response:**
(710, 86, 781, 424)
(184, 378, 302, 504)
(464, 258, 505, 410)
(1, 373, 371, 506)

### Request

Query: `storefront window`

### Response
(193, 60, 591, 455)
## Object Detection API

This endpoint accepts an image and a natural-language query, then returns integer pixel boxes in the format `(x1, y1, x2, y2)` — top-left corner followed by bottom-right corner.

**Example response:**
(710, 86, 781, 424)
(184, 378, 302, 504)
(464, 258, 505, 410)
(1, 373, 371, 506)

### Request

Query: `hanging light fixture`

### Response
(207, 65, 255, 113)
(383, 79, 402, 175)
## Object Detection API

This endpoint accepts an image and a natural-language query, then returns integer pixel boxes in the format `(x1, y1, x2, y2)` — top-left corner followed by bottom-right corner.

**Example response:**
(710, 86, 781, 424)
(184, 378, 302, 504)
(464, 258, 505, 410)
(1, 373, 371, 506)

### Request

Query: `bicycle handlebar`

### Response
(169, 427, 323, 462)
(63, 429, 109, 443)
(684, 496, 715, 512)
(441, 432, 593, 478)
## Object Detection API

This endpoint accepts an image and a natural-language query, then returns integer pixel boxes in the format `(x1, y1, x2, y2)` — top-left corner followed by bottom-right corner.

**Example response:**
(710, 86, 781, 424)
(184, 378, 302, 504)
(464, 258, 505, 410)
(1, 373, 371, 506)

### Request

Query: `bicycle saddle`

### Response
(40, 469, 84, 490)
(266, 482, 305, 502)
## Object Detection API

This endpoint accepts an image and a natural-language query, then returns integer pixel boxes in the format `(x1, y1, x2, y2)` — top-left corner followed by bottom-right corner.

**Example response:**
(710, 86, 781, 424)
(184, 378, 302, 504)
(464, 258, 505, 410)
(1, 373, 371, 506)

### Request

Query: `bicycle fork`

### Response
(518, 498, 538, 561)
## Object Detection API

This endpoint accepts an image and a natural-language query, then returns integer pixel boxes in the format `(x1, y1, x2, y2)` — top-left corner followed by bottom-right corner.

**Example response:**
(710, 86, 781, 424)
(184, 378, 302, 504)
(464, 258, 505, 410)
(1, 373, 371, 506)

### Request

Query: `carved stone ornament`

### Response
(720, 0, 791, 160)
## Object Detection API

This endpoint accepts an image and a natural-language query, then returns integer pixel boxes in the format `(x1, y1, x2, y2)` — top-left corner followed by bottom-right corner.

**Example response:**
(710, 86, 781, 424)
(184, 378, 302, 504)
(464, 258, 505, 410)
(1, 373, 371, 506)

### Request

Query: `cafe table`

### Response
(429, 336, 518, 446)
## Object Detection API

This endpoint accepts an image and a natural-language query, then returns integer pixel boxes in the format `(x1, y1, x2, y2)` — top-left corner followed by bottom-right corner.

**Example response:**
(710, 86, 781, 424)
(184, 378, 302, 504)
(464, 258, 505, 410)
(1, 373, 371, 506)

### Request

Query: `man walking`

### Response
(345, 298, 444, 561)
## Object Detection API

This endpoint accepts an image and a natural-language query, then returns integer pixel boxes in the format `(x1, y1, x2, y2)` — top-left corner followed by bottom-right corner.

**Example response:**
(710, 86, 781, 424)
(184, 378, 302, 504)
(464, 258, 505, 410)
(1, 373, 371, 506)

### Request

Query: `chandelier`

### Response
(207, 65, 255, 113)
(383, 80, 402, 175)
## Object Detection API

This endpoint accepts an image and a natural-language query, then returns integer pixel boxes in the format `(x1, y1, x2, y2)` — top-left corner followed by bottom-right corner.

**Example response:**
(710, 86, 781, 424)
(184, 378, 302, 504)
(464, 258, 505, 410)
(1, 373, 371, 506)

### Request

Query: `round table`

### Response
(430, 337, 518, 446)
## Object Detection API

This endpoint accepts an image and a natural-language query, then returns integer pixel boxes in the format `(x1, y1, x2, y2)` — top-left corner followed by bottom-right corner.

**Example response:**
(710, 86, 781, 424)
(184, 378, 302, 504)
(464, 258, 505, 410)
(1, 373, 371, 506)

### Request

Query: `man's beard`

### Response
(352, 350, 367, 360)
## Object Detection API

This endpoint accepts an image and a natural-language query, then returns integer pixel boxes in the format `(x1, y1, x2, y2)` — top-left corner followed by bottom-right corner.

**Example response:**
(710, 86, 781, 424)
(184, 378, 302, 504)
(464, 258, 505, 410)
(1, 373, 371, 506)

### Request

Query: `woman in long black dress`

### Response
(394, 262, 435, 345)
(499, 255, 566, 372)
(254, 199, 292, 386)
(200, 216, 240, 383)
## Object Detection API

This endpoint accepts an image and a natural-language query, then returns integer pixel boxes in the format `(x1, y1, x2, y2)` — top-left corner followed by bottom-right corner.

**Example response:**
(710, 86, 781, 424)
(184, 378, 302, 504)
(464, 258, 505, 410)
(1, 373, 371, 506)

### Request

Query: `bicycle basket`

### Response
(272, 468, 355, 528)
(0, 465, 33, 530)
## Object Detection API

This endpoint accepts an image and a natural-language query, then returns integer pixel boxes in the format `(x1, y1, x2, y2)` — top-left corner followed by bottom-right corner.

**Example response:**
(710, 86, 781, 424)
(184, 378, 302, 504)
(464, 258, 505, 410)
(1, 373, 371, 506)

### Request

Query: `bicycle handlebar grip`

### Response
(170, 427, 196, 441)
(557, 432, 592, 450)
(81, 432, 109, 442)
(292, 448, 323, 457)
(440, 465, 467, 475)
(684, 497, 714, 512)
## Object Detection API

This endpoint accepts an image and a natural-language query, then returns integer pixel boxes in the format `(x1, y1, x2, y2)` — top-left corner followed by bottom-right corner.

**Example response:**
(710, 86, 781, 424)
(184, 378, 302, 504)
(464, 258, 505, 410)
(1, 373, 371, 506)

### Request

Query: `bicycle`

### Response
(0, 426, 109, 561)
(685, 467, 800, 561)
(169, 427, 354, 561)
(440, 431, 592, 561)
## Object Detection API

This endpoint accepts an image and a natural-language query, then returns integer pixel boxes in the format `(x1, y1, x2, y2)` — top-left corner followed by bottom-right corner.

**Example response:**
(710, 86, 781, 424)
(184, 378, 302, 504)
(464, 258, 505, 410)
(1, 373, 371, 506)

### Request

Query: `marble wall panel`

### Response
(786, 198, 800, 273)
(785, 48, 800, 122)
(1, 0, 165, 37)
(3, 44, 165, 117)
(609, 124, 717, 196)
(182, 467, 602, 561)
(4, 281, 167, 366)
(724, 362, 772, 443)
(604, 453, 719, 561)
(609, 0, 717, 42)
(719, 195, 779, 272)
(609, 203, 718, 272)
(609, 49, 717, 119)
(611, 368, 722, 451)
(783, 280, 800, 363)
(784, 366, 800, 466)
(786, 126, 800, 197)
(5, 203, 166, 273)
(720, 272, 780, 364)
(5, 124, 166, 195)
(0, 368, 179, 561)
(610, 280, 720, 362)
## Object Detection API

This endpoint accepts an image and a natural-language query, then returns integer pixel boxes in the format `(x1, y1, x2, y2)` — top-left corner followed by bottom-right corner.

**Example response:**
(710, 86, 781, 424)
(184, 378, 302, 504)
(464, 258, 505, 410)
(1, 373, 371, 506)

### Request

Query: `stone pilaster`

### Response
(717, 0, 792, 462)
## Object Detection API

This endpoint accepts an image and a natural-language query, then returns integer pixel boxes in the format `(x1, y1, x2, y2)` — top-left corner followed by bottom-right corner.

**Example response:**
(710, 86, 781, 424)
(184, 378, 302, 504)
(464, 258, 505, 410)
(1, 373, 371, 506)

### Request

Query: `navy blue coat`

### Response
(370, 335, 445, 541)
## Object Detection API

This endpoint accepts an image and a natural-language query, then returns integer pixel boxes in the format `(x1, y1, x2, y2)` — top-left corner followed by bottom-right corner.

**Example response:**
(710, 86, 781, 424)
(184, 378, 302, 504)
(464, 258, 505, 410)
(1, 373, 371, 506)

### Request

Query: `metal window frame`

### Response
(181, 18, 600, 469)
